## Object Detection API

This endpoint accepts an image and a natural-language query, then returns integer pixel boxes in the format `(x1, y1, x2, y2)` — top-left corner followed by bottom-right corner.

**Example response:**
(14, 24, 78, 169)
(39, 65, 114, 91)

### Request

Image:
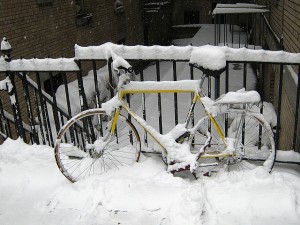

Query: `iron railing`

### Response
(1, 46, 299, 154)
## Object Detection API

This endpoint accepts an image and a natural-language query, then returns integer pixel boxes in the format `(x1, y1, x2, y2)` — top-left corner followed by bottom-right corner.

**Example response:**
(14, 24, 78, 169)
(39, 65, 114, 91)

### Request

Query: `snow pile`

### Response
(55, 66, 118, 116)
(190, 45, 226, 70)
(215, 88, 261, 104)
(1, 139, 300, 225)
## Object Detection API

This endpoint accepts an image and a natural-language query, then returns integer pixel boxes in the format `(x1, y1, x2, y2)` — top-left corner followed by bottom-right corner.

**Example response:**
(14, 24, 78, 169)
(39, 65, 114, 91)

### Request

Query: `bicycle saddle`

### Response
(190, 63, 226, 78)
(214, 89, 261, 105)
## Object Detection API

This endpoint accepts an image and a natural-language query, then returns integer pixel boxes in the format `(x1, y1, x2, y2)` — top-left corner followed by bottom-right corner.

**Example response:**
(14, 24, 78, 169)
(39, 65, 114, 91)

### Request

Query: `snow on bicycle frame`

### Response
(100, 51, 268, 172)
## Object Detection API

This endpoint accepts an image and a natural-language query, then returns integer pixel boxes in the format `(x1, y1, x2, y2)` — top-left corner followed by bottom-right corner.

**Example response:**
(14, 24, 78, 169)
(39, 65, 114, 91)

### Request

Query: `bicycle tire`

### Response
(55, 109, 141, 182)
(190, 111, 276, 175)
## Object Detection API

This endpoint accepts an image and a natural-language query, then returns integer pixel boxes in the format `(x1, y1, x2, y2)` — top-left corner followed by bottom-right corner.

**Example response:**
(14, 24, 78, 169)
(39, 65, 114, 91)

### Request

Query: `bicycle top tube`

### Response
(119, 79, 202, 94)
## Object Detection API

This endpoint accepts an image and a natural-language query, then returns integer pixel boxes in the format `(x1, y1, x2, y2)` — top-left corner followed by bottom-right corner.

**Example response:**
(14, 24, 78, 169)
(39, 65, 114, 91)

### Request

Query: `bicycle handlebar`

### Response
(116, 66, 134, 75)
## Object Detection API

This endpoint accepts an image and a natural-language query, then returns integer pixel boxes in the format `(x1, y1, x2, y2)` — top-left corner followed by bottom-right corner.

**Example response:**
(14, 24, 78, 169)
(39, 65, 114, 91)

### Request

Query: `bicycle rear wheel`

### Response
(55, 109, 141, 182)
(190, 111, 276, 175)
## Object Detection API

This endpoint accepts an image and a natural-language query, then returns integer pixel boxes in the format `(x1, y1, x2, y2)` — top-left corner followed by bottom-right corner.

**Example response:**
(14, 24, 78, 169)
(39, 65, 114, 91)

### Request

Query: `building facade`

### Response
(0, 0, 144, 143)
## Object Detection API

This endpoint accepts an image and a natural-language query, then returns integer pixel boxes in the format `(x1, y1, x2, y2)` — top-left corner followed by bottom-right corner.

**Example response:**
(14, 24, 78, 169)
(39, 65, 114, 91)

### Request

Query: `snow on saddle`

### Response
(201, 88, 261, 116)
(214, 88, 261, 106)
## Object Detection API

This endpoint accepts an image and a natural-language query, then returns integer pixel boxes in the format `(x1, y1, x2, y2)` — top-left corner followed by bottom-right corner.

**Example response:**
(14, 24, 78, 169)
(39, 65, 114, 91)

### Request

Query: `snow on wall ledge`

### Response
(75, 43, 300, 70)
(0, 57, 79, 72)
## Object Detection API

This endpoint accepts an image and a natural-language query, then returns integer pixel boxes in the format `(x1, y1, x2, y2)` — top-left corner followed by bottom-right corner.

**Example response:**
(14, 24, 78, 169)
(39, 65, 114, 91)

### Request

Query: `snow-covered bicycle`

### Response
(54, 60, 276, 182)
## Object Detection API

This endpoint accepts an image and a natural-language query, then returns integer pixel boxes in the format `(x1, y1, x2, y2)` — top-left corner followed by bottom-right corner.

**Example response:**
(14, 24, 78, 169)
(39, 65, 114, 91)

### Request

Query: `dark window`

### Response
(114, 0, 125, 14)
(75, 0, 93, 26)
(184, 11, 199, 24)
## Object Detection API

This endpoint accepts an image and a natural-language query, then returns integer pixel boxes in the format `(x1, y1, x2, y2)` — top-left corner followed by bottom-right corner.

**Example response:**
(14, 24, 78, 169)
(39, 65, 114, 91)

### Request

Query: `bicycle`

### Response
(54, 62, 276, 182)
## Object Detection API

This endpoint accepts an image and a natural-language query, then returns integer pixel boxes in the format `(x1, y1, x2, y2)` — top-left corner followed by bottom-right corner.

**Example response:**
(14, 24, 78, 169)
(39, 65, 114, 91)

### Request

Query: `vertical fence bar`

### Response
(218, 15, 221, 44)
(92, 60, 104, 137)
(208, 75, 211, 98)
(214, 14, 217, 46)
(36, 72, 51, 145)
(231, 15, 233, 47)
(225, 15, 228, 44)
(156, 60, 163, 134)
(260, 63, 265, 115)
(190, 64, 194, 127)
(76, 61, 89, 112)
(140, 60, 148, 145)
(246, 14, 249, 47)
(253, 14, 256, 49)
(224, 14, 226, 45)
(293, 66, 300, 151)
(92, 60, 101, 108)
(21, 72, 38, 144)
(261, 13, 264, 47)
(225, 62, 229, 136)
(108, 58, 115, 98)
(7, 72, 25, 140)
(33, 88, 45, 144)
(173, 61, 178, 125)
(62, 73, 75, 143)
(275, 64, 284, 149)
(258, 63, 265, 150)
(49, 72, 61, 133)
(0, 99, 9, 138)
(62, 73, 72, 119)
(243, 63, 247, 89)
(43, 98, 54, 146)
(76, 60, 96, 142)
(214, 76, 220, 99)
(0, 99, 5, 137)
(238, 14, 241, 48)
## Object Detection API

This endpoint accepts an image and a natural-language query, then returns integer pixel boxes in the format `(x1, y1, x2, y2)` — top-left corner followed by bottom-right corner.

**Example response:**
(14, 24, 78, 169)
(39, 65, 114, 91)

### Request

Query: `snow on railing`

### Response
(212, 3, 269, 15)
(75, 43, 300, 67)
(0, 57, 79, 72)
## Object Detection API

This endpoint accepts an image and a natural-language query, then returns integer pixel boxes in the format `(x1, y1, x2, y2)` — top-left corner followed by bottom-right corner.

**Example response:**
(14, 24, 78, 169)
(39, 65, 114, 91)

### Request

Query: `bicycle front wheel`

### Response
(55, 109, 141, 182)
(190, 111, 276, 175)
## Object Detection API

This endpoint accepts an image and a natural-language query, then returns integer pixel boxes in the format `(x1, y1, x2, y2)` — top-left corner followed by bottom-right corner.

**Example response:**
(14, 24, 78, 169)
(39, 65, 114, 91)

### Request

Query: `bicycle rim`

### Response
(190, 112, 275, 176)
(55, 109, 141, 182)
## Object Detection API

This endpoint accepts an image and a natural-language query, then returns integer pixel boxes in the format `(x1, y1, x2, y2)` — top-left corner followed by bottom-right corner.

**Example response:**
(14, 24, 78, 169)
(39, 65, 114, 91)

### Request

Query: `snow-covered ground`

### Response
(1, 138, 300, 225)
(1, 24, 300, 224)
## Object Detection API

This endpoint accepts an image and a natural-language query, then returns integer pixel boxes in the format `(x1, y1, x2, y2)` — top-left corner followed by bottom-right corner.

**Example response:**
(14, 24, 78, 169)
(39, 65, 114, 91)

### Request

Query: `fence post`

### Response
(275, 65, 284, 149)
(0, 37, 25, 140)
(293, 66, 300, 151)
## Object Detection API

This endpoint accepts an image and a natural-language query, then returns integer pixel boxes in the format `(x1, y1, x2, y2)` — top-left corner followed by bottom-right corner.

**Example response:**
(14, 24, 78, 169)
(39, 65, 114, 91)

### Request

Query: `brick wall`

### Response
(256, 0, 300, 151)
(0, 0, 144, 143)
(0, 0, 144, 58)
(268, 0, 300, 53)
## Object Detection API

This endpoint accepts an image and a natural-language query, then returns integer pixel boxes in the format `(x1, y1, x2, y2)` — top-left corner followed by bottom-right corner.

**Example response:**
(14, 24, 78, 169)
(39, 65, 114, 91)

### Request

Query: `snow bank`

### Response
(1, 139, 300, 225)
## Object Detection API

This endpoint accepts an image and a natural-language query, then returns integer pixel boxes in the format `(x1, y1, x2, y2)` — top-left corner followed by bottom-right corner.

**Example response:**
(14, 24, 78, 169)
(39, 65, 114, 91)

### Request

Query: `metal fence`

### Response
(0, 47, 299, 154)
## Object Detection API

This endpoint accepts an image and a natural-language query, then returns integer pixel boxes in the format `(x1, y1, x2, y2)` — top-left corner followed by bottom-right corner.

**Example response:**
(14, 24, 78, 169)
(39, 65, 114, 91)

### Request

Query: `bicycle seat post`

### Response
(199, 74, 207, 89)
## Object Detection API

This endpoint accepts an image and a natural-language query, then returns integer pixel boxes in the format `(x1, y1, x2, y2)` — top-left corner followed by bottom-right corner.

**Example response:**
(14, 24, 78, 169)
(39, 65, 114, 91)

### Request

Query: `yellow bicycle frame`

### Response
(109, 86, 227, 152)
